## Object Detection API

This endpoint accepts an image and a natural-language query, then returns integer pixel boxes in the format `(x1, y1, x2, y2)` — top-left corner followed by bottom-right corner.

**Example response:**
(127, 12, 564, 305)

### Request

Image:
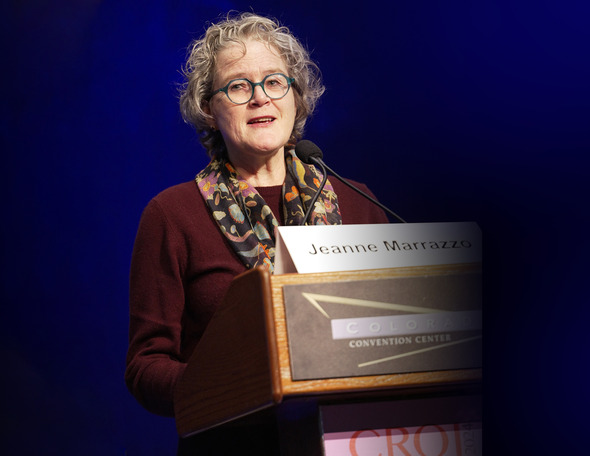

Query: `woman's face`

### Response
(207, 39, 297, 165)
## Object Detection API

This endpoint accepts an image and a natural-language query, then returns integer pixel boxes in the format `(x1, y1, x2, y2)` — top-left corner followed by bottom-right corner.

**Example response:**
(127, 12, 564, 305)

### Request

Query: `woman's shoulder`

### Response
(151, 181, 199, 203)
(330, 177, 370, 194)
(139, 180, 206, 225)
(147, 180, 204, 210)
(330, 178, 389, 224)
(329, 177, 376, 205)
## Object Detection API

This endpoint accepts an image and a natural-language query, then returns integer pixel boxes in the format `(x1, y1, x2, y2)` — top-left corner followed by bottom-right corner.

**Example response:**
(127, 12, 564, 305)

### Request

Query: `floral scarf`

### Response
(195, 149, 342, 272)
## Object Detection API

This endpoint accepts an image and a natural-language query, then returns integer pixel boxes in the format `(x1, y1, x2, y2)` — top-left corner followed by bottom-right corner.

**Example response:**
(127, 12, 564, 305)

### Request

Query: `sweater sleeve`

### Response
(125, 198, 187, 417)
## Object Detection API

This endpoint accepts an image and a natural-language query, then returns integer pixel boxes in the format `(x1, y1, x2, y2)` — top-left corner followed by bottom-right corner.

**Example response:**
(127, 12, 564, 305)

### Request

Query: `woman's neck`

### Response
(230, 149, 286, 187)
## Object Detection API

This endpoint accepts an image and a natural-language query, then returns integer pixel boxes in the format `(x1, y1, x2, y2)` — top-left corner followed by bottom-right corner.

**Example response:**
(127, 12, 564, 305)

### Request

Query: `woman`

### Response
(125, 12, 388, 453)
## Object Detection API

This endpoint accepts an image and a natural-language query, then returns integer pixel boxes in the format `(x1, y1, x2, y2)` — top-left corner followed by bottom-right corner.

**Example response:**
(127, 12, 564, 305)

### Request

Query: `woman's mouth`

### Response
(248, 116, 275, 125)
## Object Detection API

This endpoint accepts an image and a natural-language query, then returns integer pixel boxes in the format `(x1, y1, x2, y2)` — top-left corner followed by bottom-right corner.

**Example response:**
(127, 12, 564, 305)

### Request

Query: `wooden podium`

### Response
(174, 264, 482, 455)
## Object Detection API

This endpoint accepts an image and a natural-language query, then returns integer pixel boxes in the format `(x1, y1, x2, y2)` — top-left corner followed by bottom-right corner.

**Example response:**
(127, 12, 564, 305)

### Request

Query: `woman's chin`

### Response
(245, 142, 286, 157)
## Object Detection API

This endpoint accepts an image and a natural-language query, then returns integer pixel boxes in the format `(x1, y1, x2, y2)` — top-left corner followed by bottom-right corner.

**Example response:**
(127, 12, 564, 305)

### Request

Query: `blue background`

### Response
(2, 0, 589, 454)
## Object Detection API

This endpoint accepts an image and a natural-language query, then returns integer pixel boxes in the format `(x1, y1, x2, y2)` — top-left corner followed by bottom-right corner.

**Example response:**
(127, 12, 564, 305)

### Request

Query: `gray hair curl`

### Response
(179, 12, 325, 157)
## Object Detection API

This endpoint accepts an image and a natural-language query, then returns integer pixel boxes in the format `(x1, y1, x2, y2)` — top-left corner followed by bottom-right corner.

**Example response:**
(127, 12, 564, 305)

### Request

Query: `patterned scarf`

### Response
(195, 149, 342, 272)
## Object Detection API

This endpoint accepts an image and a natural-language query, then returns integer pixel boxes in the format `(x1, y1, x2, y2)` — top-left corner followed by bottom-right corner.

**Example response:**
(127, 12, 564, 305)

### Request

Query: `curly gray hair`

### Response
(179, 12, 325, 157)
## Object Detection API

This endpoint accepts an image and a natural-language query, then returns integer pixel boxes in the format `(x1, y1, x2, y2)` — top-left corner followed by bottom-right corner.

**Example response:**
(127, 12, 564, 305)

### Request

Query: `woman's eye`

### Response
(229, 81, 249, 92)
(266, 78, 281, 87)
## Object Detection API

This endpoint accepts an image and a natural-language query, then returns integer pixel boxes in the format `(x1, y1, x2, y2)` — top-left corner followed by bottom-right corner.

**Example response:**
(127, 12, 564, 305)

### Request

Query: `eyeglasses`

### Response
(211, 73, 295, 105)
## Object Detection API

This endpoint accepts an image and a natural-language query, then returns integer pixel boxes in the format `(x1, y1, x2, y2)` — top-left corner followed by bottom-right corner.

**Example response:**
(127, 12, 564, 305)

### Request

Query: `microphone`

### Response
(295, 140, 407, 224)
(295, 140, 329, 225)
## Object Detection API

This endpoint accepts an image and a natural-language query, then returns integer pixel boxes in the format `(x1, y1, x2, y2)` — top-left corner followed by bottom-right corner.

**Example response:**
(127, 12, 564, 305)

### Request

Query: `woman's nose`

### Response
(250, 84, 270, 105)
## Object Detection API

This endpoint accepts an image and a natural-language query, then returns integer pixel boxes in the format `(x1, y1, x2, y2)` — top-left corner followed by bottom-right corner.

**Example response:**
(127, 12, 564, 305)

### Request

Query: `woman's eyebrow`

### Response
(222, 68, 287, 82)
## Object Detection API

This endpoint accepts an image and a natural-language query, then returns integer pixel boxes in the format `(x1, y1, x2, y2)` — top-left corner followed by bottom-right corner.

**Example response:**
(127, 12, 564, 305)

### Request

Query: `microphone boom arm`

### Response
(312, 157, 407, 224)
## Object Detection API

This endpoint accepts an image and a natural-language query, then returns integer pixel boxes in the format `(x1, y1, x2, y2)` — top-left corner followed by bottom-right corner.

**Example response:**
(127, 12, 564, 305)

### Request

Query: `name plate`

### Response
(274, 222, 481, 274)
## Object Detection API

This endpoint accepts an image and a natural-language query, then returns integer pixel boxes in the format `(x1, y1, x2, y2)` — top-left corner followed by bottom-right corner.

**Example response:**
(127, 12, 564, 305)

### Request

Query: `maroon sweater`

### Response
(125, 179, 389, 416)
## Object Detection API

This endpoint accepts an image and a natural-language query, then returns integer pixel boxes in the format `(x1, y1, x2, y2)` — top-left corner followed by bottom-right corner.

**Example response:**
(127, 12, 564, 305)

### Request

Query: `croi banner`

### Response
(324, 423, 482, 456)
